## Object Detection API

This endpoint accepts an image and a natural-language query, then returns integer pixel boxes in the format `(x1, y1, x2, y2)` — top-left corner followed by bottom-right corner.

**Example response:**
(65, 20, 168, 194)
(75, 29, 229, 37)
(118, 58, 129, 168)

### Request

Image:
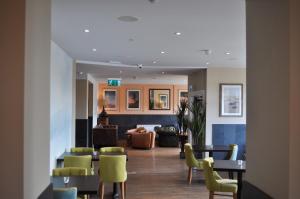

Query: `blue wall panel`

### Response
(212, 124, 246, 160)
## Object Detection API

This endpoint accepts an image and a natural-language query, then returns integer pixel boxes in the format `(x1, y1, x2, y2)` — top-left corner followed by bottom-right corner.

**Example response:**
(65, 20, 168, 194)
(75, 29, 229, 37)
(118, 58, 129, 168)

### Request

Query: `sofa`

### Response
(126, 127, 156, 149)
(155, 126, 179, 147)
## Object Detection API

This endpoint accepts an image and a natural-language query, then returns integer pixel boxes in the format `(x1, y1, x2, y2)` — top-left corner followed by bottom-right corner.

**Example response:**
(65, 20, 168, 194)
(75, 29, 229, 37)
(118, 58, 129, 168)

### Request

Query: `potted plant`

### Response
(176, 99, 188, 134)
(188, 99, 206, 147)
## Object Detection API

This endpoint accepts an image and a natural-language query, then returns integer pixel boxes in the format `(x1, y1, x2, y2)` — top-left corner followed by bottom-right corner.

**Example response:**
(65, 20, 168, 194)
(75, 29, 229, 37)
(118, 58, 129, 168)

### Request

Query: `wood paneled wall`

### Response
(98, 83, 187, 115)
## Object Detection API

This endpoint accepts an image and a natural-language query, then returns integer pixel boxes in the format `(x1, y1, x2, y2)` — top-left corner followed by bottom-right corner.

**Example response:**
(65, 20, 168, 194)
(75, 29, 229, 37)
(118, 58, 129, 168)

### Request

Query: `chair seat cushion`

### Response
(215, 180, 238, 193)
(217, 179, 238, 184)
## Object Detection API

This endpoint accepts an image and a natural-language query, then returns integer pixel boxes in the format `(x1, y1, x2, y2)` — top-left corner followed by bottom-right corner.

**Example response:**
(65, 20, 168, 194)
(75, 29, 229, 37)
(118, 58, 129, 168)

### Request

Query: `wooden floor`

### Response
(94, 147, 229, 199)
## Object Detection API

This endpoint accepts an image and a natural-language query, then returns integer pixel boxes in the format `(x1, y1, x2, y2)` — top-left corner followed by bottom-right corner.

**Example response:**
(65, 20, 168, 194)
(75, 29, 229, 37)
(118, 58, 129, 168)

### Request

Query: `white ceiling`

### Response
(52, 0, 246, 80)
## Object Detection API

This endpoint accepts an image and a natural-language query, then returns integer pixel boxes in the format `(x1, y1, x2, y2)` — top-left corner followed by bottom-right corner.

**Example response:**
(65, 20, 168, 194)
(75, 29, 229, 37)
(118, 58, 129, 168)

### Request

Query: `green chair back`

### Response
(184, 143, 203, 168)
(64, 155, 93, 175)
(70, 147, 94, 153)
(100, 147, 124, 153)
(99, 155, 127, 183)
(53, 187, 77, 199)
(203, 158, 217, 191)
(52, 167, 87, 176)
(225, 144, 238, 160)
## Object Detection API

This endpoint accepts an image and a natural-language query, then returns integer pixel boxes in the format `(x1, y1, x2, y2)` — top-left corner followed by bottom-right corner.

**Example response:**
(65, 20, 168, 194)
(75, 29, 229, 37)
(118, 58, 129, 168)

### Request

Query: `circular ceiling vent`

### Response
(117, 16, 139, 22)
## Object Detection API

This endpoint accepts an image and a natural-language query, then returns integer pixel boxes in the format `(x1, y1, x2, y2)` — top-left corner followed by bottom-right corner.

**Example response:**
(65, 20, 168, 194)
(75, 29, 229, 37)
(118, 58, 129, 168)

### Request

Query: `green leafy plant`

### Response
(188, 100, 206, 146)
(176, 99, 188, 134)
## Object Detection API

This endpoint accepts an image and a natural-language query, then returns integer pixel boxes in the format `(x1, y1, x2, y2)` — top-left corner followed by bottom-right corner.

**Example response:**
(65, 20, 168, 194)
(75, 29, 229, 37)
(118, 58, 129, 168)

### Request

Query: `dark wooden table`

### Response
(192, 145, 231, 157)
(51, 176, 99, 195)
(213, 160, 246, 199)
(56, 151, 127, 199)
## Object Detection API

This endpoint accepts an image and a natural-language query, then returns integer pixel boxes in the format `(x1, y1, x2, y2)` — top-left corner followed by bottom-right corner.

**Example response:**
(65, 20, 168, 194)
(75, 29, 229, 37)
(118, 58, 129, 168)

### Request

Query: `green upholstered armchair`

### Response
(184, 143, 203, 184)
(52, 167, 87, 176)
(52, 167, 87, 199)
(64, 155, 93, 175)
(99, 147, 124, 153)
(225, 144, 238, 160)
(53, 187, 77, 199)
(225, 144, 238, 179)
(70, 147, 94, 153)
(203, 158, 238, 199)
(99, 155, 127, 199)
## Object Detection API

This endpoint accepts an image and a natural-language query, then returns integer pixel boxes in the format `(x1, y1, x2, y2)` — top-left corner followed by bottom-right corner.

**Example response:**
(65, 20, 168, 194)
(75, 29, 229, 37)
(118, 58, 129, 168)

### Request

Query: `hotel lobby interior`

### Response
(1, 0, 300, 199)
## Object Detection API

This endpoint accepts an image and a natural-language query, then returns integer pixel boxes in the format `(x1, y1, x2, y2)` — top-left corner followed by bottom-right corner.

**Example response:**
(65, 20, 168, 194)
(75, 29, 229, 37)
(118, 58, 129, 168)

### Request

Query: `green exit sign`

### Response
(107, 79, 121, 86)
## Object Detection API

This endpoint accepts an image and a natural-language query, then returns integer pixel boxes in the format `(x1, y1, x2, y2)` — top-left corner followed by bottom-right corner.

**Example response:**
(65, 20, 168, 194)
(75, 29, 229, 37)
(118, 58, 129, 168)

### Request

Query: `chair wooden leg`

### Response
(120, 182, 125, 199)
(209, 191, 214, 199)
(188, 167, 192, 184)
(98, 182, 104, 199)
(233, 193, 237, 199)
(124, 181, 127, 196)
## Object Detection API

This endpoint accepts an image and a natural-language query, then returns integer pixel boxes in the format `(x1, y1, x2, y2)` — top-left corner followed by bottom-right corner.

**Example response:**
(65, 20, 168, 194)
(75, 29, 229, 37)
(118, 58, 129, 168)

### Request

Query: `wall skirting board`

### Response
(75, 119, 88, 147)
(212, 124, 246, 160)
(242, 181, 273, 199)
(37, 183, 53, 199)
(109, 114, 177, 138)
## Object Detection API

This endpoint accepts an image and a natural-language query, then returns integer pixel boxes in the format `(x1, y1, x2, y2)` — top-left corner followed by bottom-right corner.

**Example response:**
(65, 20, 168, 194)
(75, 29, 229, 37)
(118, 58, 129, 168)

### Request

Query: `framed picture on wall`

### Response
(149, 89, 171, 110)
(159, 94, 169, 109)
(103, 89, 118, 111)
(219, 84, 243, 117)
(127, 89, 141, 110)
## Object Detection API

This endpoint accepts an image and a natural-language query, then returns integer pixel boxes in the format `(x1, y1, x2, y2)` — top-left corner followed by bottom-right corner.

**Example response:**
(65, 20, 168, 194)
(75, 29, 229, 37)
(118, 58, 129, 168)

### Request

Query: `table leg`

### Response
(113, 182, 119, 199)
(237, 171, 243, 199)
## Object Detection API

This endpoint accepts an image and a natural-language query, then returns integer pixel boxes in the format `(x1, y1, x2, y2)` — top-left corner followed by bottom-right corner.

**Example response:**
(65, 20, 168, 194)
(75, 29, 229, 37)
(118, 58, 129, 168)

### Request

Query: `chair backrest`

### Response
(184, 143, 199, 167)
(100, 147, 124, 153)
(99, 155, 127, 183)
(70, 147, 94, 153)
(52, 167, 87, 176)
(225, 144, 238, 160)
(64, 155, 92, 175)
(53, 187, 77, 199)
(202, 158, 218, 191)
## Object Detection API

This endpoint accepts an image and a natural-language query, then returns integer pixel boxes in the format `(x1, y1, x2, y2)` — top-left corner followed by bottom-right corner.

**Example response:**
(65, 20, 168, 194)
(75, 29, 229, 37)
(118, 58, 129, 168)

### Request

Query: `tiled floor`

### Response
(93, 147, 229, 199)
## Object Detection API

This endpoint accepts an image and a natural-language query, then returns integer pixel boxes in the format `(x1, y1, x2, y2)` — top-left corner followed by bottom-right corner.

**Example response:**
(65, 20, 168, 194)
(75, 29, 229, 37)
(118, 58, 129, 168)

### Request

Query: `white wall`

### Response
(50, 41, 74, 172)
(206, 68, 246, 145)
(24, 0, 51, 198)
(87, 74, 99, 127)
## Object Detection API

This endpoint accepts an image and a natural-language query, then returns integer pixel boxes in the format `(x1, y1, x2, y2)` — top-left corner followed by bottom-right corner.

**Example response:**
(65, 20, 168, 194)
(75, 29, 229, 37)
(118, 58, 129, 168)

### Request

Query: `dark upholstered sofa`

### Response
(155, 126, 179, 147)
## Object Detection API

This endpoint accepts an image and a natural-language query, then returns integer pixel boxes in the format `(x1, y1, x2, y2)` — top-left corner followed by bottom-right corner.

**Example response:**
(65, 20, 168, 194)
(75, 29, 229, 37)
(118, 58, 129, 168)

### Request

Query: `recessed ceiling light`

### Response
(174, 32, 182, 36)
(225, 52, 231, 55)
(92, 48, 97, 52)
(118, 16, 139, 22)
(162, 71, 165, 74)
(153, 60, 158, 64)
(84, 29, 90, 33)
(79, 72, 83, 75)
(119, 70, 122, 74)
(161, 51, 166, 54)
(206, 62, 210, 65)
